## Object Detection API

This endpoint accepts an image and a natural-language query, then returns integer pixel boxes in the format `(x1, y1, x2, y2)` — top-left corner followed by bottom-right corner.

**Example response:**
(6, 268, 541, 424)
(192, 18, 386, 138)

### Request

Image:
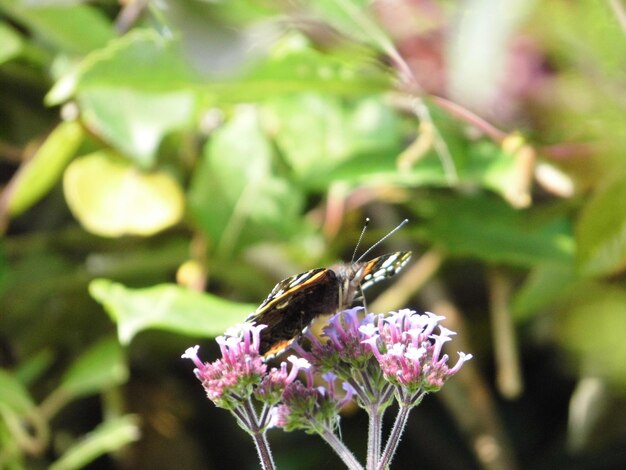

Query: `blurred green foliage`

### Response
(1, 0, 626, 469)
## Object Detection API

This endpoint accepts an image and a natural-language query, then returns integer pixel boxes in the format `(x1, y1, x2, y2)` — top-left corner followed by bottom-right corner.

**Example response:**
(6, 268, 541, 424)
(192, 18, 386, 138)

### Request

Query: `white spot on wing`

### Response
(289, 272, 313, 288)
(380, 253, 399, 269)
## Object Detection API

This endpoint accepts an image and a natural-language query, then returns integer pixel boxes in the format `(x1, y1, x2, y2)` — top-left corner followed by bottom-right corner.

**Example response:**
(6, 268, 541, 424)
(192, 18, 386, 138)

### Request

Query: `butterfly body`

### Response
(246, 251, 412, 357)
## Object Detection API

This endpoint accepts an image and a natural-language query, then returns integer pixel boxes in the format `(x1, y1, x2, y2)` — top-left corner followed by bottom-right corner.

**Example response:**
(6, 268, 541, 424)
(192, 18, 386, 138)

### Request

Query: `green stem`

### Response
(319, 426, 364, 470)
(241, 398, 275, 470)
(251, 431, 275, 470)
(379, 389, 427, 469)
(378, 403, 411, 470)
(377, 392, 426, 470)
(366, 404, 384, 470)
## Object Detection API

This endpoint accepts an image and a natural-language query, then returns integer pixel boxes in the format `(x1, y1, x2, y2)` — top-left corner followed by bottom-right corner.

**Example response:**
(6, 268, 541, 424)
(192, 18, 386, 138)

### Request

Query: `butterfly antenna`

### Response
(351, 218, 370, 263)
(355, 218, 409, 263)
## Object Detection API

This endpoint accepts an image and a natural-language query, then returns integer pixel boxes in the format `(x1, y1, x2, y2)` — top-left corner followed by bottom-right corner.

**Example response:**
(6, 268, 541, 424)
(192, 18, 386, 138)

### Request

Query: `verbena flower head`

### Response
(183, 308, 472, 470)
(255, 355, 312, 405)
(181, 323, 267, 409)
(299, 306, 376, 372)
(363, 309, 473, 396)
(272, 371, 355, 434)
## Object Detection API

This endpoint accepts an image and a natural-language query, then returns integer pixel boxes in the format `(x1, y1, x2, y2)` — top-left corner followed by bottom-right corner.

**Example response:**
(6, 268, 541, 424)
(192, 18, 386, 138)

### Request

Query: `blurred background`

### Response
(1, 0, 625, 468)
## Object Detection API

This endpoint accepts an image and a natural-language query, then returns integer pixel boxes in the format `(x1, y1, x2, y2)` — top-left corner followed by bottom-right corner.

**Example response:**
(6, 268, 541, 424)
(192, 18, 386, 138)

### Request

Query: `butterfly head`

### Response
(334, 250, 412, 310)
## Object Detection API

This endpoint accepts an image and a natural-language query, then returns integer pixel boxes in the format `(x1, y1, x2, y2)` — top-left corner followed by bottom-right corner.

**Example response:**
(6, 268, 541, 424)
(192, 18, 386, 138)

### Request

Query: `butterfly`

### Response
(246, 220, 412, 358)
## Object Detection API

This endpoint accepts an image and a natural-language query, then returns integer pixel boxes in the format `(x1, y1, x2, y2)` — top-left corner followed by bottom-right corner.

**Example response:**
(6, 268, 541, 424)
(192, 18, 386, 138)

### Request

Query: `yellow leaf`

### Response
(63, 151, 184, 237)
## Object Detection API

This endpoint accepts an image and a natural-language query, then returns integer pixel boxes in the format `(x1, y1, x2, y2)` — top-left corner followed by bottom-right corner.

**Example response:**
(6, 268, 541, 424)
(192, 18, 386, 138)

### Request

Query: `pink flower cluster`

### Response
(181, 323, 268, 407)
(361, 309, 472, 393)
(297, 307, 377, 371)
(183, 307, 472, 469)
(256, 356, 312, 405)
(272, 372, 355, 432)
(183, 307, 471, 433)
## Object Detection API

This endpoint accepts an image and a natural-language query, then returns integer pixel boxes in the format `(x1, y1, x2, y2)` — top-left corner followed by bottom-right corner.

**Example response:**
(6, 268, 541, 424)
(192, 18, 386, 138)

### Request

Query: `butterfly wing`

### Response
(246, 268, 340, 356)
(247, 251, 412, 357)
(359, 251, 412, 291)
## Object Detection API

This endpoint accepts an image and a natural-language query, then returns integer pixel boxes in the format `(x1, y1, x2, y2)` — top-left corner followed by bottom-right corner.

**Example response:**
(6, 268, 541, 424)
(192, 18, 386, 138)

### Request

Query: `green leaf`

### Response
(559, 285, 626, 387)
(7, 121, 84, 216)
(63, 151, 185, 237)
(576, 173, 626, 277)
(262, 95, 402, 184)
(216, 37, 390, 101)
(47, 28, 390, 109)
(46, 30, 198, 164)
(89, 279, 255, 345)
(0, 22, 23, 64)
(0, 370, 39, 466)
(14, 350, 54, 387)
(290, 111, 533, 192)
(414, 194, 575, 266)
(188, 107, 304, 256)
(0, 420, 23, 470)
(60, 338, 127, 398)
(0, 0, 114, 55)
(301, 147, 446, 191)
(79, 89, 196, 167)
(46, 29, 201, 105)
(49, 415, 140, 470)
(0, 369, 36, 415)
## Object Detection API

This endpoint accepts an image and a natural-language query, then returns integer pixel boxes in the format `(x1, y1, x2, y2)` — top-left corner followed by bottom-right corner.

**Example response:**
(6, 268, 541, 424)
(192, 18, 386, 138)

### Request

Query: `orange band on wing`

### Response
(262, 339, 294, 359)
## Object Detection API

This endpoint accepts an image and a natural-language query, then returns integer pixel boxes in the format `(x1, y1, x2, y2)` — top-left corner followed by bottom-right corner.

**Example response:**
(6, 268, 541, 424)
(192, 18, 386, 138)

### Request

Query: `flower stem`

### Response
(319, 426, 364, 470)
(251, 431, 275, 470)
(241, 398, 275, 470)
(366, 404, 384, 470)
(378, 403, 411, 470)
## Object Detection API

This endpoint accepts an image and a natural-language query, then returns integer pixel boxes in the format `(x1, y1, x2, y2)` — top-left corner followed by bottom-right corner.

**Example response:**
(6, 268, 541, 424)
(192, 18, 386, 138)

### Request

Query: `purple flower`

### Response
(274, 370, 355, 433)
(255, 355, 312, 405)
(183, 307, 472, 470)
(181, 323, 268, 408)
(301, 307, 376, 373)
(362, 309, 472, 394)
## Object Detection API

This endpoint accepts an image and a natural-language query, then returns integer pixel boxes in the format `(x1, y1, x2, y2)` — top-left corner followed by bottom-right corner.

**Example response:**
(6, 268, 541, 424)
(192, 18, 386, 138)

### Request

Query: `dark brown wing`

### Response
(246, 269, 340, 356)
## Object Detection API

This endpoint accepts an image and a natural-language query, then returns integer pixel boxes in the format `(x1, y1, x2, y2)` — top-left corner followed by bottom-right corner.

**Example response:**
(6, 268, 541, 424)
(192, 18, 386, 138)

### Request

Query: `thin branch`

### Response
(430, 96, 508, 142)
(487, 268, 523, 399)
